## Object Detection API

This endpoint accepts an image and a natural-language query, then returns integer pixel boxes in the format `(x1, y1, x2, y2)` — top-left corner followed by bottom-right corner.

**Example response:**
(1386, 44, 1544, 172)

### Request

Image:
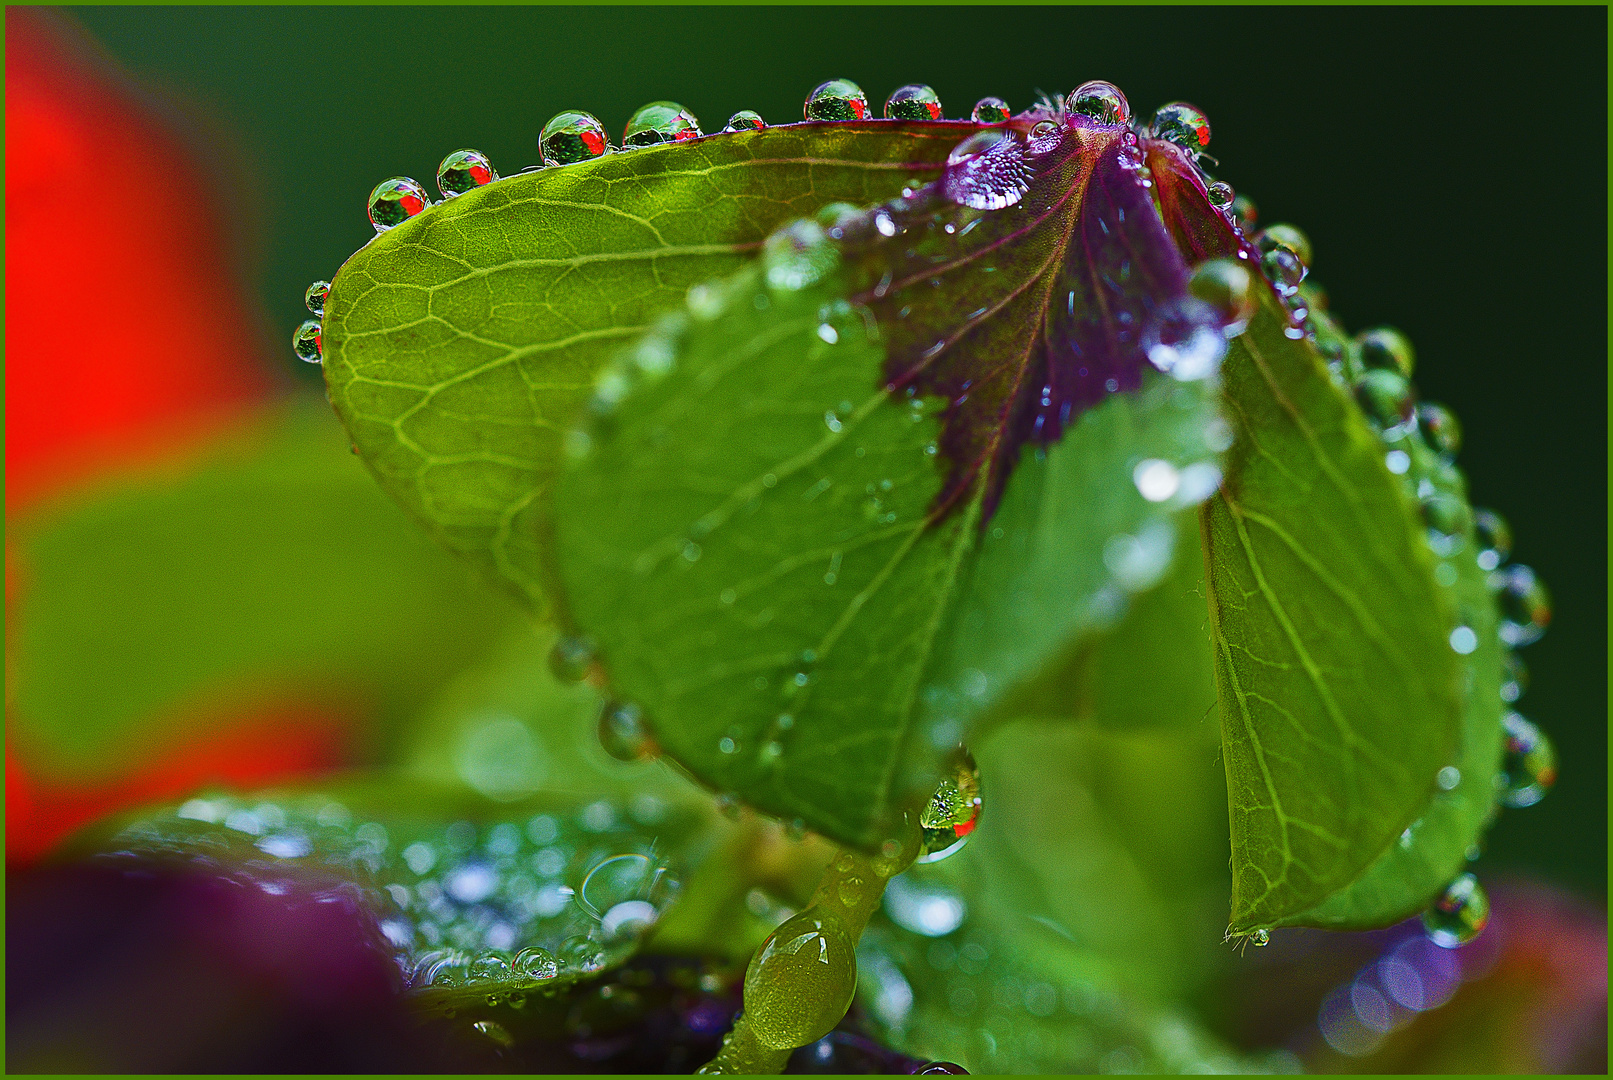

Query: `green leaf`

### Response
(554, 114, 1229, 850)
(71, 776, 718, 1006)
(322, 122, 968, 613)
(1203, 290, 1466, 935)
(9, 398, 518, 782)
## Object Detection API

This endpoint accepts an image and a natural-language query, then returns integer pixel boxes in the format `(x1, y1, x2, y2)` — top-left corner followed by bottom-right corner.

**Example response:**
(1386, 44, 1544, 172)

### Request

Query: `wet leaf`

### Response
(322, 122, 971, 613)
(70, 777, 718, 1008)
(1203, 288, 1466, 935)
(9, 398, 518, 783)
(554, 112, 1226, 849)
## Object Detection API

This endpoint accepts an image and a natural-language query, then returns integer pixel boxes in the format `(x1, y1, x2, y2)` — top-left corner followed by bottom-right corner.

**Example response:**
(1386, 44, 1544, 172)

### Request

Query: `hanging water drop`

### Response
(1206, 181, 1235, 209)
(1473, 509, 1513, 571)
(1417, 402, 1462, 457)
(436, 149, 498, 197)
(1262, 247, 1306, 294)
(885, 83, 942, 120)
(304, 281, 329, 317)
(724, 110, 766, 133)
(1066, 80, 1130, 125)
(548, 634, 596, 682)
(1421, 873, 1490, 947)
(292, 319, 322, 364)
(623, 101, 703, 147)
(598, 701, 656, 762)
(1250, 928, 1271, 946)
(367, 177, 429, 231)
(1497, 711, 1556, 807)
(1188, 258, 1256, 329)
(1149, 102, 1211, 151)
(916, 750, 982, 864)
(1354, 369, 1416, 431)
(539, 110, 609, 165)
(1493, 564, 1550, 646)
(971, 96, 1010, 124)
(1256, 223, 1313, 268)
(1356, 326, 1416, 378)
(804, 78, 869, 121)
(743, 907, 858, 1049)
(473, 1019, 515, 1048)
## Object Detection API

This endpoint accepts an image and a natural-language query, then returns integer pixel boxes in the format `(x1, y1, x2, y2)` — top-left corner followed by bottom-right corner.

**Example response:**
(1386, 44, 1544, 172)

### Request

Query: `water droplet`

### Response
(804, 78, 869, 121)
(539, 110, 609, 165)
(1356, 326, 1415, 379)
(292, 319, 322, 364)
(1256, 223, 1313, 268)
(724, 109, 766, 133)
(885, 83, 942, 120)
(601, 899, 660, 941)
(1422, 491, 1473, 540)
(884, 875, 966, 937)
(837, 876, 864, 908)
(559, 934, 607, 974)
(513, 946, 560, 982)
(1251, 928, 1271, 946)
(1261, 247, 1306, 293)
(304, 281, 329, 317)
(1500, 650, 1528, 703)
(1133, 459, 1181, 502)
(623, 100, 703, 147)
(1066, 80, 1130, 125)
(1417, 403, 1462, 457)
(548, 634, 596, 682)
(367, 177, 429, 231)
(598, 701, 656, 762)
(971, 96, 1010, 124)
(1354, 369, 1416, 431)
(1448, 625, 1478, 654)
(1473, 509, 1513, 572)
(1492, 564, 1550, 646)
(436, 149, 497, 197)
(917, 1063, 969, 1075)
(946, 129, 1011, 166)
(1188, 258, 1255, 329)
(467, 954, 512, 982)
(743, 907, 858, 1049)
(917, 750, 982, 864)
(1029, 118, 1060, 141)
(1206, 180, 1235, 209)
(1421, 873, 1489, 947)
(1497, 711, 1556, 807)
(1149, 101, 1211, 151)
(1436, 765, 1462, 790)
(468, 1018, 513, 1050)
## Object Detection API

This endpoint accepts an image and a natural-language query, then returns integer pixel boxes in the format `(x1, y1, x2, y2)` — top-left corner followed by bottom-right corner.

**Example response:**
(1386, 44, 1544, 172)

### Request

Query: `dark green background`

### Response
(66, 6, 1607, 896)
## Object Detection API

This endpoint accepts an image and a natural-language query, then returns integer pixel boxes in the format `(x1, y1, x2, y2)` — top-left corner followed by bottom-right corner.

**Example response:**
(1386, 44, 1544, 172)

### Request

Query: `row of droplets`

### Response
(291, 77, 1204, 366)
(1226, 192, 1555, 954)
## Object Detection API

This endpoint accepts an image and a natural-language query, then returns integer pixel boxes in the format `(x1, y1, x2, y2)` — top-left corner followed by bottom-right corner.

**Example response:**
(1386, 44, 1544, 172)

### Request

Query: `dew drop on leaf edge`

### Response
(1421, 873, 1489, 948)
(540, 110, 609, 165)
(884, 83, 943, 121)
(1497, 711, 1556, 807)
(436, 148, 498, 197)
(304, 280, 329, 317)
(805, 78, 869, 122)
(723, 109, 766, 133)
(623, 100, 703, 147)
(970, 96, 1010, 124)
(367, 176, 429, 231)
(1149, 101, 1212, 151)
(292, 319, 322, 363)
(1065, 79, 1130, 125)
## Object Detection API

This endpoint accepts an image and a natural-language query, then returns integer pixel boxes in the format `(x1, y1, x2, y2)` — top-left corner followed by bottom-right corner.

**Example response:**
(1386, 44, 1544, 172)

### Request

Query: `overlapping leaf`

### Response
(553, 111, 1228, 849)
(322, 122, 972, 612)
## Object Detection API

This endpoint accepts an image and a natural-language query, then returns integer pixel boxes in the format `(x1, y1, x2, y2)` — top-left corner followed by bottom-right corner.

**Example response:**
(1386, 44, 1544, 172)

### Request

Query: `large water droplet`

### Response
(292, 320, 322, 364)
(743, 907, 858, 1049)
(1065, 80, 1130, 125)
(1206, 180, 1235, 210)
(1493, 564, 1550, 646)
(1417, 402, 1462, 457)
(513, 946, 560, 982)
(540, 110, 609, 165)
(1356, 326, 1415, 379)
(436, 149, 498, 198)
(804, 78, 869, 121)
(1188, 258, 1255, 330)
(367, 177, 429, 231)
(1149, 102, 1211, 151)
(885, 83, 942, 120)
(1421, 873, 1489, 947)
(598, 701, 656, 762)
(548, 635, 596, 683)
(1497, 711, 1556, 807)
(723, 110, 765, 133)
(1262, 247, 1306, 293)
(971, 96, 1010, 124)
(304, 281, 329, 317)
(1354, 369, 1416, 432)
(623, 101, 703, 147)
(1256, 223, 1313, 268)
(917, 750, 982, 864)
(1473, 509, 1513, 572)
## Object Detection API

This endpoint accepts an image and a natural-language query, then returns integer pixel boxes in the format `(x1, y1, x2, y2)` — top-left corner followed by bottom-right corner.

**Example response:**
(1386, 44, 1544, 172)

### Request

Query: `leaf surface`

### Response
(1203, 290, 1465, 934)
(323, 122, 971, 611)
(554, 111, 1227, 848)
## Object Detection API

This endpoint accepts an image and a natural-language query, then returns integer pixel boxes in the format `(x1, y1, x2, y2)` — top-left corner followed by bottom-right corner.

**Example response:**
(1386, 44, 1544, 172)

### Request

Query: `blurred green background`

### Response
(66, 5, 1605, 897)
